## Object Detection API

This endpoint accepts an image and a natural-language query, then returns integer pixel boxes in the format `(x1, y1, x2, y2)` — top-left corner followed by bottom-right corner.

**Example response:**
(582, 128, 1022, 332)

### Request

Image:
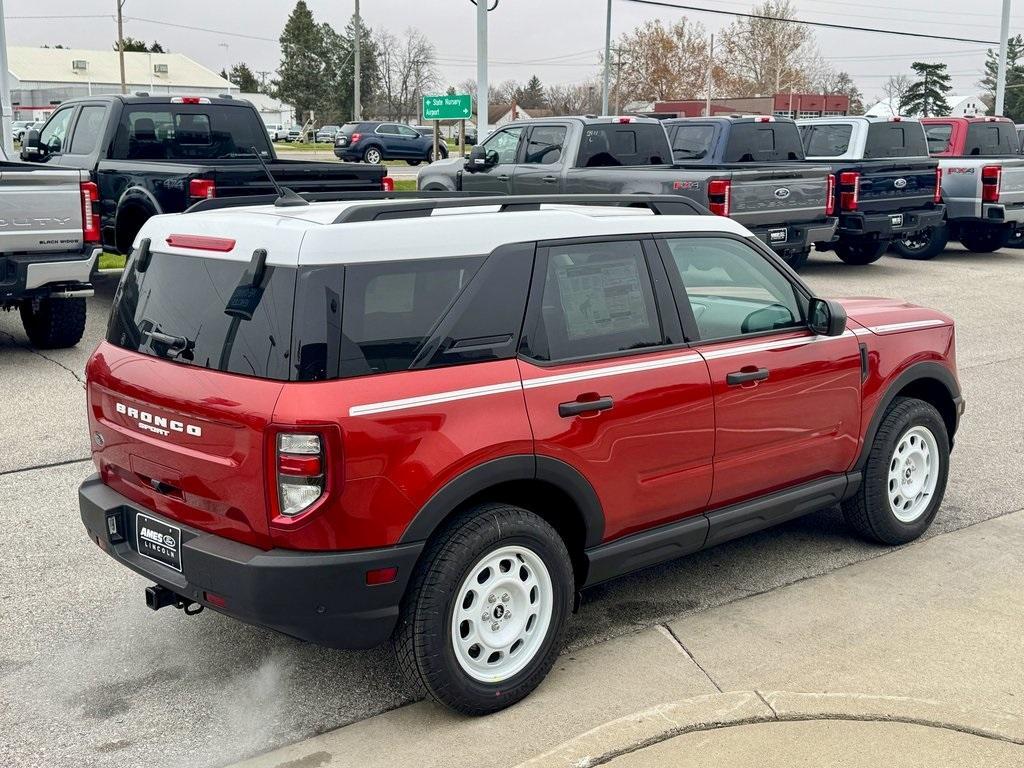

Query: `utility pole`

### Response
(476, 0, 495, 140)
(996, 0, 1012, 116)
(612, 47, 625, 114)
(601, 0, 612, 115)
(353, 0, 361, 120)
(0, 0, 12, 155)
(704, 33, 713, 116)
(116, 0, 127, 94)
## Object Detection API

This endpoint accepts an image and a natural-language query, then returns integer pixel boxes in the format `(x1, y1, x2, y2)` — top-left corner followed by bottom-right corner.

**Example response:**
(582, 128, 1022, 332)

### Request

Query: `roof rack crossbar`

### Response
(333, 194, 710, 223)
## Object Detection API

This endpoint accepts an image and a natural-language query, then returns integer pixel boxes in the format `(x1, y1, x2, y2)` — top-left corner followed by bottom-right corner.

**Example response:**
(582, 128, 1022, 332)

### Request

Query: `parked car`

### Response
(798, 116, 945, 263)
(411, 125, 434, 137)
(14, 121, 43, 143)
(285, 126, 304, 143)
(264, 122, 287, 142)
(79, 191, 962, 715)
(335, 121, 449, 165)
(906, 116, 1024, 256)
(19, 95, 389, 254)
(462, 126, 478, 146)
(315, 124, 341, 143)
(419, 116, 836, 270)
(0, 163, 100, 347)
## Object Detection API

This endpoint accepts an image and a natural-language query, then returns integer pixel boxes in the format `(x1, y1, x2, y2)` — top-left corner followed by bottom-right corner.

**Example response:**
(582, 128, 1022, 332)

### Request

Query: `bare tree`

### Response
(612, 18, 709, 102)
(372, 27, 439, 122)
(545, 82, 600, 115)
(717, 0, 819, 97)
(882, 74, 912, 116)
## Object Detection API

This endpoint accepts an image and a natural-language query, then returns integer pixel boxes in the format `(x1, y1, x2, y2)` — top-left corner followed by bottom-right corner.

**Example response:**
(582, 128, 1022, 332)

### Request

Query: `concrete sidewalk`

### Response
(233, 509, 1024, 768)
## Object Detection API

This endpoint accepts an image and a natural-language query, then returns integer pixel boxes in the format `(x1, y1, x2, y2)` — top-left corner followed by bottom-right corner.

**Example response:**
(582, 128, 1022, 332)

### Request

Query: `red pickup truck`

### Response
(79, 193, 963, 715)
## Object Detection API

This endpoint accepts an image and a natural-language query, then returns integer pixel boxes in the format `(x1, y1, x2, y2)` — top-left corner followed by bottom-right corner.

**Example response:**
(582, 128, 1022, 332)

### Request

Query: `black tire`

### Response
(891, 225, 949, 260)
(834, 238, 888, 265)
(407, 159, 421, 166)
(363, 146, 383, 164)
(19, 297, 87, 349)
(959, 225, 1011, 253)
(782, 248, 810, 271)
(393, 503, 574, 715)
(842, 397, 949, 545)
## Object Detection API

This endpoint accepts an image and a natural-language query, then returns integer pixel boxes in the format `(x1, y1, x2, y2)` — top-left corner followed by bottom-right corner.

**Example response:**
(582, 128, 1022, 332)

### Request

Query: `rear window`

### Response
(800, 124, 852, 157)
(964, 122, 1019, 155)
(111, 104, 272, 160)
(865, 122, 929, 158)
(107, 250, 296, 380)
(925, 124, 953, 154)
(723, 123, 803, 162)
(576, 124, 669, 167)
(668, 124, 716, 161)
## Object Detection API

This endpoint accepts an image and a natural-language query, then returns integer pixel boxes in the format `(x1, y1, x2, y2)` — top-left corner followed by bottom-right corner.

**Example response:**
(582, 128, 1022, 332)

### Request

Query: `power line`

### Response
(620, 0, 1000, 45)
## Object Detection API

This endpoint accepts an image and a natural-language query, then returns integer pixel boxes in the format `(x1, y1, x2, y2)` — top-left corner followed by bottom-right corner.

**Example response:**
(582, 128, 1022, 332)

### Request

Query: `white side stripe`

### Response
(522, 352, 702, 389)
(867, 319, 946, 334)
(348, 381, 522, 416)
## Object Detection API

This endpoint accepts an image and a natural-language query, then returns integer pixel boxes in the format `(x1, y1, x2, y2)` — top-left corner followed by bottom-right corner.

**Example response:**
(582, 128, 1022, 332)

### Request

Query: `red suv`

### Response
(80, 194, 963, 714)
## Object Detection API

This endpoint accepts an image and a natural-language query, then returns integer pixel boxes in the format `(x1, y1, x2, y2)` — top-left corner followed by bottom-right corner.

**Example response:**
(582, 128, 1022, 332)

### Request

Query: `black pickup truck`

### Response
(19, 95, 388, 254)
(666, 115, 944, 266)
(418, 115, 836, 270)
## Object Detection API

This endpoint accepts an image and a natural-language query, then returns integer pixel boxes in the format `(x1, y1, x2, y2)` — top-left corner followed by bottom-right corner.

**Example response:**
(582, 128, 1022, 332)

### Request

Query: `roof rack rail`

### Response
(185, 189, 488, 215)
(332, 194, 710, 224)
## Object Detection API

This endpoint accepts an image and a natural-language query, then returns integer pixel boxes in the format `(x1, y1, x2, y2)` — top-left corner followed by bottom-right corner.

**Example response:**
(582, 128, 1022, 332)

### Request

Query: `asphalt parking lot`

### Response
(2, 244, 1022, 768)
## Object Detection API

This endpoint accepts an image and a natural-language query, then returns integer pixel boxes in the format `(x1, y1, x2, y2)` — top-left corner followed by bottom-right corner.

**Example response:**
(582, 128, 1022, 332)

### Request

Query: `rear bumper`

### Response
(837, 205, 945, 239)
(79, 474, 423, 649)
(750, 217, 837, 252)
(0, 247, 99, 304)
(333, 145, 362, 160)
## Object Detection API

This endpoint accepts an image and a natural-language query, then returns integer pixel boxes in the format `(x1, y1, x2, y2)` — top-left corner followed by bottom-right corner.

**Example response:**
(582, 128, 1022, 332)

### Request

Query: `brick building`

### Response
(650, 93, 851, 119)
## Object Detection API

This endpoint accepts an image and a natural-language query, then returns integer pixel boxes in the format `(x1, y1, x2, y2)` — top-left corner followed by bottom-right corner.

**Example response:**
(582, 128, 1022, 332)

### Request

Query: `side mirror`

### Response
(808, 297, 847, 337)
(20, 129, 43, 160)
(466, 144, 490, 171)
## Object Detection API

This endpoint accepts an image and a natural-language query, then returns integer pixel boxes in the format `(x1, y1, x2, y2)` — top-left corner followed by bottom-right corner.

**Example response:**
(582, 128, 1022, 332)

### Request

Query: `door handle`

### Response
(726, 367, 769, 385)
(542, 175, 558, 183)
(497, 174, 510, 181)
(558, 396, 614, 417)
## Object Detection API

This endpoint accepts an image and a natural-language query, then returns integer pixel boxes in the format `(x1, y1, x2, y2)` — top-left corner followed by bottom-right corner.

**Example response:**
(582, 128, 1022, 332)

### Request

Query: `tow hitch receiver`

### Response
(145, 584, 204, 615)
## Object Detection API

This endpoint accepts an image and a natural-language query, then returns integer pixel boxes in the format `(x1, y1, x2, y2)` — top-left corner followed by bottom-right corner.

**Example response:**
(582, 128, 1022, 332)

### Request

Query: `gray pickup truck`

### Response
(417, 116, 837, 269)
(0, 162, 99, 348)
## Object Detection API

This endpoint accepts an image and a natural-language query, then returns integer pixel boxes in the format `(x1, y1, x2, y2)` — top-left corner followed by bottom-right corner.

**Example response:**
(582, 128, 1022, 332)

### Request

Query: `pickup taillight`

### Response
(934, 167, 943, 204)
(982, 165, 1001, 203)
(839, 171, 860, 212)
(276, 433, 325, 519)
(189, 178, 216, 199)
(382, 176, 395, 192)
(708, 179, 731, 217)
(825, 173, 836, 216)
(80, 181, 100, 244)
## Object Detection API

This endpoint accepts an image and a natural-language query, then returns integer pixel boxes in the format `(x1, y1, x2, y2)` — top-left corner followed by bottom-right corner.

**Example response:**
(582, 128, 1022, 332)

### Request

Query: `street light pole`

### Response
(116, 0, 127, 94)
(354, 0, 361, 121)
(704, 33, 713, 116)
(601, 0, 612, 115)
(476, 0, 491, 139)
(996, 0, 1012, 116)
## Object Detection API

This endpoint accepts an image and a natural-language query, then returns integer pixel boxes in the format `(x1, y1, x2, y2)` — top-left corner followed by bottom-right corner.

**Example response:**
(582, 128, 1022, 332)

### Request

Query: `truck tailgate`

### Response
(714, 165, 831, 228)
(211, 161, 385, 196)
(0, 164, 85, 253)
(855, 160, 939, 213)
(998, 160, 1024, 208)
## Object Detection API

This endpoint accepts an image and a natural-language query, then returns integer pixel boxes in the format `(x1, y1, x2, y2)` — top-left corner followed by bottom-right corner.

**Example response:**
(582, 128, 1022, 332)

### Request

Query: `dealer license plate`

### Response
(135, 513, 182, 571)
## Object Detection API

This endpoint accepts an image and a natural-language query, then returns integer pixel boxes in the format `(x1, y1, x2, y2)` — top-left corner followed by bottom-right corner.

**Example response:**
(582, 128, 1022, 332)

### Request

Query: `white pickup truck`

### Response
(0, 162, 100, 347)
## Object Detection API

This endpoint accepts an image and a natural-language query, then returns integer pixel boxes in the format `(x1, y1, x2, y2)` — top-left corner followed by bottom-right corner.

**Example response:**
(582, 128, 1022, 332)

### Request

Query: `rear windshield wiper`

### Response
(144, 328, 195, 360)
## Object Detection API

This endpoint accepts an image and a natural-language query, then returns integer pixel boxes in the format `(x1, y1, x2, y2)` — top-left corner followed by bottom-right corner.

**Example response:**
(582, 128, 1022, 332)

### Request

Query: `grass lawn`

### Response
(393, 179, 417, 191)
(98, 252, 126, 270)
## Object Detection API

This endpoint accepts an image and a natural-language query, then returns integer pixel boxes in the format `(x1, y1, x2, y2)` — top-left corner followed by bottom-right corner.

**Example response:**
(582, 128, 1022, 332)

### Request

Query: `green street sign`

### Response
(422, 94, 472, 121)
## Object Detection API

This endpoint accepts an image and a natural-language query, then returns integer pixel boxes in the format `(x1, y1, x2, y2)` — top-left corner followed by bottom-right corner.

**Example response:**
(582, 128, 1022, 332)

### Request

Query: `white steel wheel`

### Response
(363, 147, 382, 164)
(887, 425, 940, 523)
(451, 544, 554, 683)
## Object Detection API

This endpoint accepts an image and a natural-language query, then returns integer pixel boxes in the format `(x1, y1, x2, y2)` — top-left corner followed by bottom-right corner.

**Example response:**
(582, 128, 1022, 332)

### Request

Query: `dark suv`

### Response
(335, 121, 448, 165)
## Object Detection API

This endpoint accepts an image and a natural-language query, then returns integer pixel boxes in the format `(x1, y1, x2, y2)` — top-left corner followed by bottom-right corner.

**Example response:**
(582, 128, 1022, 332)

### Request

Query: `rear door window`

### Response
(523, 126, 566, 165)
(576, 124, 669, 167)
(669, 124, 716, 161)
(522, 240, 663, 361)
(106, 251, 296, 380)
(865, 122, 929, 158)
(925, 123, 953, 154)
(801, 124, 853, 157)
(68, 105, 108, 155)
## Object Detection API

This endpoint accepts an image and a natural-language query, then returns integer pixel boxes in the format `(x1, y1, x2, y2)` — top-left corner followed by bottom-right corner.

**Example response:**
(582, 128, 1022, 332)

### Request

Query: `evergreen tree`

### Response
(275, 1, 328, 124)
(980, 35, 1024, 120)
(222, 62, 261, 93)
(903, 62, 952, 117)
(518, 75, 546, 108)
(114, 38, 166, 53)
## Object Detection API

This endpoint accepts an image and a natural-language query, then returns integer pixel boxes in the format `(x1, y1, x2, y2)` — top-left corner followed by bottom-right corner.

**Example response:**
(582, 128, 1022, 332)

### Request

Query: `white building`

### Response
(7, 47, 237, 121)
(948, 93, 988, 117)
(239, 91, 295, 127)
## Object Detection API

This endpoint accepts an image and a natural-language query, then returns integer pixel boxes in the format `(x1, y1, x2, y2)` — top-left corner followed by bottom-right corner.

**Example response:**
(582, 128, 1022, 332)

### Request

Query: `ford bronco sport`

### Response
(80, 192, 963, 714)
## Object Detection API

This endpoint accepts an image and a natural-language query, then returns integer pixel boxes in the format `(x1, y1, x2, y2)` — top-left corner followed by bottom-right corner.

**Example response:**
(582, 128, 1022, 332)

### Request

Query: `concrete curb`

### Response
(513, 691, 1024, 768)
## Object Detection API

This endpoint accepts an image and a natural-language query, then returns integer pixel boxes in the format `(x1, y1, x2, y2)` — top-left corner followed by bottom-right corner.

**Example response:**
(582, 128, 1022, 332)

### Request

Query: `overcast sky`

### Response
(3, 0, 1020, 103)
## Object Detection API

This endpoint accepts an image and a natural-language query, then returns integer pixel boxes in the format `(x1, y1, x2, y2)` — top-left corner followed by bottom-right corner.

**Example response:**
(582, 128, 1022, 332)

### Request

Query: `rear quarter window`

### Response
(576, 125, 669, 167)
(801, 124, 852, 157)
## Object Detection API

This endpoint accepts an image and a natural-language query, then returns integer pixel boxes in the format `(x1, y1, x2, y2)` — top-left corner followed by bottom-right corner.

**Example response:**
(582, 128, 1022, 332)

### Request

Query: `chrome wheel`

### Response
(450, 545, 553, 683)
(887, 425, 940, 523)
(364, 148, 382, 164)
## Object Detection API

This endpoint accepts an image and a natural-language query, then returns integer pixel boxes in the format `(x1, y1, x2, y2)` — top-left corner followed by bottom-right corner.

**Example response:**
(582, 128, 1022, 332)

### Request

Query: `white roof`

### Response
(137, 200, 754, 268)
(8, 46, 233, 90)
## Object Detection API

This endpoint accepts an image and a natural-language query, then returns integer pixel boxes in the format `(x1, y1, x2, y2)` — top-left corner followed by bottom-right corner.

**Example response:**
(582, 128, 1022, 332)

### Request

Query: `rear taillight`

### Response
(382, 176, 395, 192)
(189, 178, 216, 199)
(277, 433, 325, 518)
(934, 167, 943, 204)
(616, 116, 634, 123)
(80, 181, 100, 244)
(825, 173, 836, 216)
(708, 178, 731, 216)
(350, 132, 362, 143)
(839, 170, 860, 212)
(165, 234, 235, 252)
(982, 165, 1001, 203)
